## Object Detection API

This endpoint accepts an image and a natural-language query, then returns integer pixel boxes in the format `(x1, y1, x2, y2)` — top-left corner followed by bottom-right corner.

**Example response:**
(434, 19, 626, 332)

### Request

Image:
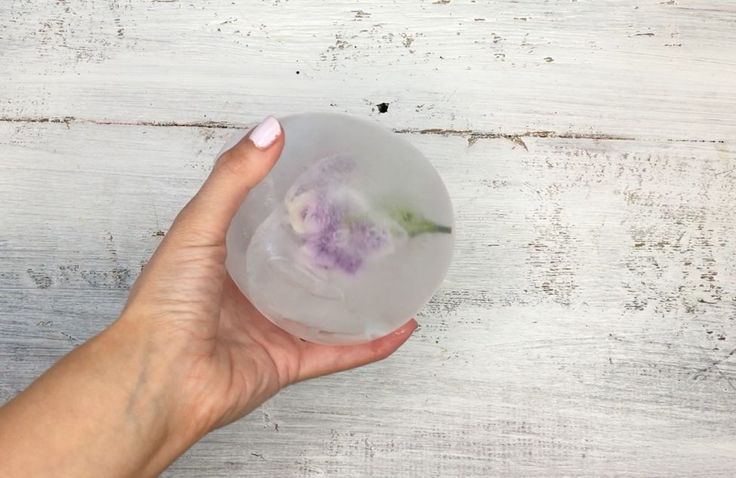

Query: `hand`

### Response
(123, 116, 416, 433)
(0, 116, 416, 478)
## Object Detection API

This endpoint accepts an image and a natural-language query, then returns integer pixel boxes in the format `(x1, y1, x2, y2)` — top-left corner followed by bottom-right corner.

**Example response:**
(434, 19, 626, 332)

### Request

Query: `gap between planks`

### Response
(0, 116, 727, 148)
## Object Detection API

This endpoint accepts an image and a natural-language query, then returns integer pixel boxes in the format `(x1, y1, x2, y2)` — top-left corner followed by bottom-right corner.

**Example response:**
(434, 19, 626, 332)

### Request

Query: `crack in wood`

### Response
(395, 127, 636, 142)
(0, 116, 727, 144)
(397, 127, 727, 144)
(0, 116, 236, 129)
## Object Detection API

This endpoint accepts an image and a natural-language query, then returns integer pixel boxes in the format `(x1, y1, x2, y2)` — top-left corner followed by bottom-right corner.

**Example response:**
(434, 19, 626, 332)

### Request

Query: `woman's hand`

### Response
(123, 115, 416, 433)
(0, 117, 416, 478)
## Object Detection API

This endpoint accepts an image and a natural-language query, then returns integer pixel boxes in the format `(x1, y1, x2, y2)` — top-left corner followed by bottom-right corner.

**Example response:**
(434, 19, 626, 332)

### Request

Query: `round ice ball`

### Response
(225, 113, 454, 344)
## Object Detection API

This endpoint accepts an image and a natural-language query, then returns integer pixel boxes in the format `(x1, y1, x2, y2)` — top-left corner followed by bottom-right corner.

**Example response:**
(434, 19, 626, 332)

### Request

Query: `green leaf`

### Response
(389, 208, 452, 238)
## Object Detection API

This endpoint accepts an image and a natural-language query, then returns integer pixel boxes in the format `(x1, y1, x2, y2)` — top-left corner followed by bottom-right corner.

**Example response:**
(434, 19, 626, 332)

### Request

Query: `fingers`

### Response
(296, 319, 418, 382)
(169, 116, 284, 247)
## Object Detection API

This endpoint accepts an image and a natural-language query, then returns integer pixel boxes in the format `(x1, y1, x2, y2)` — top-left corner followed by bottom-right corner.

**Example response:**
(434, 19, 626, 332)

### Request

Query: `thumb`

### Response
(171, 116, 284, 246)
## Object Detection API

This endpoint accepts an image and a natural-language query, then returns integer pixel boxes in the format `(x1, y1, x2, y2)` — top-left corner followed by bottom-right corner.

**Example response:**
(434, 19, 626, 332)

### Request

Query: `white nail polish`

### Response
(249, 116, 281, 149)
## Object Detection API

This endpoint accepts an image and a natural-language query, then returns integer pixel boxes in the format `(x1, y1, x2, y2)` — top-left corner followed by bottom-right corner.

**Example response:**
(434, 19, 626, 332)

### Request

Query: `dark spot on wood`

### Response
(111, 267, 131, 289)
(508, 136, 528, 151)
(60, 331, 80, 343)
(81, 267, 132, 289)
(351, 9, 371, 19)
(27, 269, 52, 289)
(480, 179, 509, 190)
(377, 102, 389, 113)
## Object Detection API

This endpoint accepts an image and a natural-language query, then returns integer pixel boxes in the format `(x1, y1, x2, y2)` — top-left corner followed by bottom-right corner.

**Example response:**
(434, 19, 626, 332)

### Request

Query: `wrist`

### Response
(0, 314, 206, 478)
(100, 316, 208, 473)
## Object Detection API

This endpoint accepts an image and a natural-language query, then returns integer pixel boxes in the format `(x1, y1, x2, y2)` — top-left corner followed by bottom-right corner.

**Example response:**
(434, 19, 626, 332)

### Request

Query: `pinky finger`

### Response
(296, 319, 418, 382)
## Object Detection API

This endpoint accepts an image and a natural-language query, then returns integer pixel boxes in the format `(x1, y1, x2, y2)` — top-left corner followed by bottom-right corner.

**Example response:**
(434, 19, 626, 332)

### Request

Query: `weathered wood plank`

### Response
(1, 0, 735, 140)
(2, 122, 735, 476)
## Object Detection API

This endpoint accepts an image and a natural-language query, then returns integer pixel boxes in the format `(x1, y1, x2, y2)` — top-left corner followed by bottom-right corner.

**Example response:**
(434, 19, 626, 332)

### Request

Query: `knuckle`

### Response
(216, 150, 251, 176)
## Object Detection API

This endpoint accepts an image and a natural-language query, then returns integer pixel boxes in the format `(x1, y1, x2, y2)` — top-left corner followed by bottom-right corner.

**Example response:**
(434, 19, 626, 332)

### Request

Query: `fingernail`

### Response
(249, 116, 281, 149)
(394, 320, 418, 336)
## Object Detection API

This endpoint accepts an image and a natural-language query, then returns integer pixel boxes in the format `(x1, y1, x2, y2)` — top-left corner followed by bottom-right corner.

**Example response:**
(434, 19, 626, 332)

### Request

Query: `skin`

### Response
(0, 123, 417, 477)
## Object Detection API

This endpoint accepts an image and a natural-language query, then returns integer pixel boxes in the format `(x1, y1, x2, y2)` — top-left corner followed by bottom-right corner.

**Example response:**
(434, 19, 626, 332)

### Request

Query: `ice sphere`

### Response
(225, 113, 454, 344)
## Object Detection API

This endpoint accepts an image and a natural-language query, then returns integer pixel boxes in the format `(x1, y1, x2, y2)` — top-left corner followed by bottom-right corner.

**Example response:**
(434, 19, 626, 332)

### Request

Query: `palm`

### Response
(210, 277, 305, 425)
(176, 272, 413, 430)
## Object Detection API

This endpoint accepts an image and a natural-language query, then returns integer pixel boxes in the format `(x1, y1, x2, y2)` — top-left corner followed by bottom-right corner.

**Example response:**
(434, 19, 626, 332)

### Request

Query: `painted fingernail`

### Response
(394, 320, 418, 335)
(249, 116, 281, 149)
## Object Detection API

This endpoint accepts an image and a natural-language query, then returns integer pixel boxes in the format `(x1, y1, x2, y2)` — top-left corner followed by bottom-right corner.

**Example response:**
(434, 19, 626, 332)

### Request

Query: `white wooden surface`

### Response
(2, 1, 736, 476)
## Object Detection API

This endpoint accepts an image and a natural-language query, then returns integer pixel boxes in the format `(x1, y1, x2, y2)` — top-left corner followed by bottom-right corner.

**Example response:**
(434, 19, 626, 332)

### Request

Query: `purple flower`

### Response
(284, 155, 450, 275)
(304, 233, 363, 274)
(289, 190, 343, 235)
(299, 218, 392, 274)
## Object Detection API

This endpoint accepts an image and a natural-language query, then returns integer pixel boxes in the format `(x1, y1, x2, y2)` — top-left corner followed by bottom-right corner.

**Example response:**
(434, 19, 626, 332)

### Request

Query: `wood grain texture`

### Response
(1, 0, 736, 140)
(2, 122, 736, 477)
(2, 0, 736, 476)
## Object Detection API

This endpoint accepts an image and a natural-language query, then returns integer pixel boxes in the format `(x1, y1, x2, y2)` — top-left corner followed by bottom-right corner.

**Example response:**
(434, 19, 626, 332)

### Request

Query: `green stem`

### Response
(389, 208, 453, 238)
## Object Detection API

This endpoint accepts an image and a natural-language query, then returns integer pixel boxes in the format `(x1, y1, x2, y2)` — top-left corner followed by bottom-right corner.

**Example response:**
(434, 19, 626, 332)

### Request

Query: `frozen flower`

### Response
(284, 155, 452, 274)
